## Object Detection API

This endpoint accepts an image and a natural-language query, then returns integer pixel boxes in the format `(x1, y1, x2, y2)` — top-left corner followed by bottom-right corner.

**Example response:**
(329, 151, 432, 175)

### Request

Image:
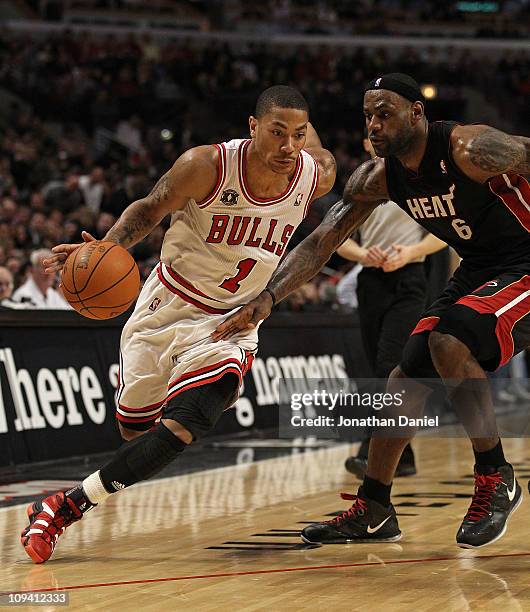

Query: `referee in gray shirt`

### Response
(337, 136, 446, 478)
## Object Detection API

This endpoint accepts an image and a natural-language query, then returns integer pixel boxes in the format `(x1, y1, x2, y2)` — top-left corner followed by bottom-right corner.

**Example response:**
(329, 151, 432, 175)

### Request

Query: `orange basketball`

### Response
(61, 241, 140, 319)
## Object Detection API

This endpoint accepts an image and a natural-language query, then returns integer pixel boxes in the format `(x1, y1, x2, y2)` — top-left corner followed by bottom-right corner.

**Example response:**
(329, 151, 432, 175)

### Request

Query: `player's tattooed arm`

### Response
(104, 146, 219, 249)
(105, 173, 174, 247)
(267, 158, 387, 303)
(43, 146, 218, 271)
(212, 158, 388, 340)
(452, 125, 530, 183)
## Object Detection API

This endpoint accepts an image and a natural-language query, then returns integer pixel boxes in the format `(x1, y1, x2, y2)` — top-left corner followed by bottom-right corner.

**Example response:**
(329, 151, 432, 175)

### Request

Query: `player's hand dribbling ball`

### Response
(61, 241, 140, 319)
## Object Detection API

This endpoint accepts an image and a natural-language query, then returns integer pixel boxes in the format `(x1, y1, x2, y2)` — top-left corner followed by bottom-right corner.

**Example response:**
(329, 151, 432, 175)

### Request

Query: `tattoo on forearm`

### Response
(267, 159, 387, 302)
(469, 129, 528, 174)
(104, 172, 173, 248)
(105, 202, 157, 248)
(150, 174, 171, 204)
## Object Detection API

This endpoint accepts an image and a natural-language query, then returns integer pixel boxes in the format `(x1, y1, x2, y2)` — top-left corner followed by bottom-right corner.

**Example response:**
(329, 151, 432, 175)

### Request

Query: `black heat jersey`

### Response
(385, 121, 530, 271)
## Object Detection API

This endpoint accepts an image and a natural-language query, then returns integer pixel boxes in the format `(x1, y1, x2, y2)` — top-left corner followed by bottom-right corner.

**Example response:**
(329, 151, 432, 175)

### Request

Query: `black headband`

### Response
(365, 74, 425, 104)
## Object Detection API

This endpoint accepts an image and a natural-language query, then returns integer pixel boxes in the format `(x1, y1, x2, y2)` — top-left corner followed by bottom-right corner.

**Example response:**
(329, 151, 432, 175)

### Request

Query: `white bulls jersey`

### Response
(158, 138, 319, 314)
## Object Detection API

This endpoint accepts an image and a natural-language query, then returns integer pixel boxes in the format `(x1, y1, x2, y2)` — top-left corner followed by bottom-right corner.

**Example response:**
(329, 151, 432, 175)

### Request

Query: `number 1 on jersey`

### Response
(220, 258, 258, 293)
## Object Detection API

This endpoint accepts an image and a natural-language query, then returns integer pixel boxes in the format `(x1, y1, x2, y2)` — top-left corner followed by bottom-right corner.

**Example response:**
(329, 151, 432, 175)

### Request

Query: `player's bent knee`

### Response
(433, 304, 498, 368)
(428, 330, 468, 359)
(163, 373, 240, 441)
(160, 418, 193, 445)
(118, 422, 150, 441)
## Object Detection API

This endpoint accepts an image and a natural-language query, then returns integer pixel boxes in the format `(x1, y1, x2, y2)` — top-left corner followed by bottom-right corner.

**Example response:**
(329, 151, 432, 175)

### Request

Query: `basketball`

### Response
(61, 241, 140, 319)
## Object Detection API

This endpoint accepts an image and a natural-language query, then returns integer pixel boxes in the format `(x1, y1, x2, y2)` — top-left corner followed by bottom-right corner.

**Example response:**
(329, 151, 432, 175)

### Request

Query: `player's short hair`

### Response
(255, 86, 308, 118)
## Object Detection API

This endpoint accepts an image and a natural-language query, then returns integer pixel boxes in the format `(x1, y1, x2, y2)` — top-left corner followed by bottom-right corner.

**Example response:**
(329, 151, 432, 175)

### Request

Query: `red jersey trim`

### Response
(157, 265, 232, 314)
(197, 143, 227, 209)
(303, 156, 320, 218)
(238, 139, 303, 206)
(489, 173, 530, 233)
(162, 264, 223, 302)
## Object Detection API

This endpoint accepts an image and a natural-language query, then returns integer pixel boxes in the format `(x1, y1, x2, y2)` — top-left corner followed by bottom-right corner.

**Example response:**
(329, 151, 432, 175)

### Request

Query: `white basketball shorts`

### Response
(115, 265, 257, 429)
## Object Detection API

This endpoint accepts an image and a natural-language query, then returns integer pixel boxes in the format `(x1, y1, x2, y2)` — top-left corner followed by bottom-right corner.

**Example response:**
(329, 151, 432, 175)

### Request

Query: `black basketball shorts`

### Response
(401, 265, 530, 378)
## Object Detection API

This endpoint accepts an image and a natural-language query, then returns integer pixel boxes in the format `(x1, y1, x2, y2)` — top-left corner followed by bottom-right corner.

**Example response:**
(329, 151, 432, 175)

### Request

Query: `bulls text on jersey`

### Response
(205, 215, 294, 257)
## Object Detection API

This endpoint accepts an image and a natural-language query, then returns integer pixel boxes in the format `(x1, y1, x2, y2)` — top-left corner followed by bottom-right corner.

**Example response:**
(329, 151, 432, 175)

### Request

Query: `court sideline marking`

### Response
(3, 551, 530, 595)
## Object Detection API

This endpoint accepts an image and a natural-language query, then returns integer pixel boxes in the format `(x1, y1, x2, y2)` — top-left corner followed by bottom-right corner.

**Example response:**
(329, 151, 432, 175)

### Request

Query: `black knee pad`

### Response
(99, 423, 187, 492)
(436, 305, 499, 370)
(163, 373, 240, 441)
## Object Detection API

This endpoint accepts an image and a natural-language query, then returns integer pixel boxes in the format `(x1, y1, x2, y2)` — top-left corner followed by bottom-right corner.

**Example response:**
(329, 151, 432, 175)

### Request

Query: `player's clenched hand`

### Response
(43, 231, 96, 274)
(211, 291, 274, 341)
(362, 245, 387, 268)
(382, 243, 414, 272)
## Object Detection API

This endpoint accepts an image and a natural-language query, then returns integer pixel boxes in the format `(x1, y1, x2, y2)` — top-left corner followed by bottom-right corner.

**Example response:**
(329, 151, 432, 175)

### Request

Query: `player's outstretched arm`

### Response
(451, 125, 530, 183)
(104, 146, 218, 248)
(212, 158, 388, 341)
(43, 146, 219, 273)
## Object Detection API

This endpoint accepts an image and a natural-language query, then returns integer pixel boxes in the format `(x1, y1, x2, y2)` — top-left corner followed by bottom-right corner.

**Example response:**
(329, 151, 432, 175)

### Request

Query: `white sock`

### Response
(82, 471, 111, 505)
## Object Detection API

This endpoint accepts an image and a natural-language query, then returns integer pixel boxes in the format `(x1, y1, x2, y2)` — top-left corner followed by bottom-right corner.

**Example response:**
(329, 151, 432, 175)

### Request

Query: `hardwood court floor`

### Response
(2, 436, 530, 611)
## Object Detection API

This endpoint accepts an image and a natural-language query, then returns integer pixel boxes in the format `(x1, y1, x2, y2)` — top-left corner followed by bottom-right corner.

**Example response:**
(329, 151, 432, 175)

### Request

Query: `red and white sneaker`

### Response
(21, 492, 83, 563)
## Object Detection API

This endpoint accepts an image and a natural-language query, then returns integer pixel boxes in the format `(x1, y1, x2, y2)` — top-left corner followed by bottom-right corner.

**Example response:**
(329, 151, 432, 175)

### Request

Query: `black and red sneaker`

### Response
(300, 489, 401, 544)
(456, 464, 521, 549)
(20, 492, 84, 563)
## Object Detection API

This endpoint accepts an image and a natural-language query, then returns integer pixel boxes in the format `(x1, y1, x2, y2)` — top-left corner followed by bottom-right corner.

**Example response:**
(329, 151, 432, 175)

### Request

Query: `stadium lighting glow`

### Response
(421, 85, 437, 100)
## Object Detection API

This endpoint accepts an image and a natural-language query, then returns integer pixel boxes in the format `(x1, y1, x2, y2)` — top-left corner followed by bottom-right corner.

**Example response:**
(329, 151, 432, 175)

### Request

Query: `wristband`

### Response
(263, 287, 276, 306)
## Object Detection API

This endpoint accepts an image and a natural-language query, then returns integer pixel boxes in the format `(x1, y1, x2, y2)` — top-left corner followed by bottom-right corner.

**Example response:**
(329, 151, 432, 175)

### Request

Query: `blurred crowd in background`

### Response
(0, 13, 528, 312)
(27, 0, 530, 38)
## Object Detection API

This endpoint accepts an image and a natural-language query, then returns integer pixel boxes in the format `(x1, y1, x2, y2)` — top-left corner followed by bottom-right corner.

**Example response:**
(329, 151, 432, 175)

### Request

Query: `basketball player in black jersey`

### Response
(214, 73, 530, 548)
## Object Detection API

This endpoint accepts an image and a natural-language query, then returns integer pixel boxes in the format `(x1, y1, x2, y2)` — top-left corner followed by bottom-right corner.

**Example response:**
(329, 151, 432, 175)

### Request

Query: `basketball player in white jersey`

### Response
(21, 86, 336, 563)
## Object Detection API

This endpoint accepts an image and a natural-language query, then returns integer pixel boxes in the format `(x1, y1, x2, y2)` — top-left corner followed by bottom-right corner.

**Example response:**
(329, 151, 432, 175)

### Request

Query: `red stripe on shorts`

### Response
(411, 316, 440, 335)
(166, 367, 244, 402)
(116, 410, 163, 423)
(167, 358, 245, 389)
(496, 300, 530, 367)
(456, 276, 530, 314)
(117, 398, 166, 413)
(457, 275, 530, 367)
